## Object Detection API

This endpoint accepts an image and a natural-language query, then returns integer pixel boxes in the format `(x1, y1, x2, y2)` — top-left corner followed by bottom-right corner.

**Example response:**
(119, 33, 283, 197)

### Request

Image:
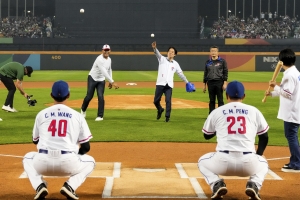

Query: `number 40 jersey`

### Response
(202, 102, 269, 153)
(32, 104, 93, 153)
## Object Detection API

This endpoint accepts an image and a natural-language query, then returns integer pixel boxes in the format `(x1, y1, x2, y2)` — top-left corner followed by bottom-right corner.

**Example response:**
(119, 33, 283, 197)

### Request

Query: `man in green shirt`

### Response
(0, 62, 33, 114)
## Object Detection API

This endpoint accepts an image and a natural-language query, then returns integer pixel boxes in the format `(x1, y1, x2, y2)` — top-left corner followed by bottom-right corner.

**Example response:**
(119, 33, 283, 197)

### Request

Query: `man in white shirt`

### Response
(151, 41, 189, 122)
(266, 48, 300, 173)
(198, 81, 269, 200)
(23, 80, 95, 200)
(81, 44, 119, 121)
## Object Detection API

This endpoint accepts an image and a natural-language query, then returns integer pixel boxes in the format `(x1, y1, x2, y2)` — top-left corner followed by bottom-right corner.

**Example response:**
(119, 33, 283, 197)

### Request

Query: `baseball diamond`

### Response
(0, 81, 299, 199)
(0, 143, 297, 199)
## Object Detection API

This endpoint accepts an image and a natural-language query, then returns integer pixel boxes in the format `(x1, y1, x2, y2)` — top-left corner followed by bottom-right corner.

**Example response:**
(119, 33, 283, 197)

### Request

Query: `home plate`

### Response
(126, 83, 137, 86)
(133, 168, 166, 172)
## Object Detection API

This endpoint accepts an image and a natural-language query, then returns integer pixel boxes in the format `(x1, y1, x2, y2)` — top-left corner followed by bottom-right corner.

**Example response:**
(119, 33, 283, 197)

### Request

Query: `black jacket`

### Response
(203, 56, 228, 83)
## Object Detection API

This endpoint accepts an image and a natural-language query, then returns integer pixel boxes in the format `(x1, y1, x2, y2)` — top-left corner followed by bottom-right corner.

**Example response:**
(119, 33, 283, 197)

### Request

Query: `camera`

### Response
(27, 95, 37, 107)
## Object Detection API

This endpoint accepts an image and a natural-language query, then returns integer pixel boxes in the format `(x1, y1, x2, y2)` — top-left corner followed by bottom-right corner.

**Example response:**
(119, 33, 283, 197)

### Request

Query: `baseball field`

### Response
(0, 71, 299, 199)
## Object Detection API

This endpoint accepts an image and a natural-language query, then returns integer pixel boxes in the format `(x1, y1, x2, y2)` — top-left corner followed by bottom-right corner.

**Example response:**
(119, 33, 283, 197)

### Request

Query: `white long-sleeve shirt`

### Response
(271, 66, 300, 123)
(89, 54, 114, 83)
(154, 48, 188, 88)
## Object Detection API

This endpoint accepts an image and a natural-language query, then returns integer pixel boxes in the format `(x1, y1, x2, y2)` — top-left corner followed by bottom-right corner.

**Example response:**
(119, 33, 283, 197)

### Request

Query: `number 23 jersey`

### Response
(32, 104, 93, 153)
(202, 102, 269, 153)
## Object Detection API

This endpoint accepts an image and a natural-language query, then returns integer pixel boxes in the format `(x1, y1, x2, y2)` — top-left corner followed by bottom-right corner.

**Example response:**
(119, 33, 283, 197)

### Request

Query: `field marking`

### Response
(1, 152, 289, 162)
(267, 157, 289, 161)
(113, 162, 121, 178)
(133, 168, 166, 172)
(126, 83, 137, 86)
(189, 178, 207, 198)
(179, 163, 283, 180)
(102, 177, 114, 198)
(175, 163, 207, 199)
(268, 169, 283, 180)
(175, 163, 189, 178)
(102, 196, 204, 198)
(19, 162, 121, 179)
(0, 154, 23, 158)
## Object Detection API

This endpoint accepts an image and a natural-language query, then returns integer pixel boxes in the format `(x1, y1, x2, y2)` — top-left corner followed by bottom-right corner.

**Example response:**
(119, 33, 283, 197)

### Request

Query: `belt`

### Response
(39, 149, 72, 154)
(219, 150, 252, 155)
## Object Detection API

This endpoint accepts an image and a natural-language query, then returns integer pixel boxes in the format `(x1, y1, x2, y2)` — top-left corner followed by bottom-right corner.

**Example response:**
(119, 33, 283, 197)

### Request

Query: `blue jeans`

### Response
(284, 121, 300, 169)
(81, 75, 105, 117)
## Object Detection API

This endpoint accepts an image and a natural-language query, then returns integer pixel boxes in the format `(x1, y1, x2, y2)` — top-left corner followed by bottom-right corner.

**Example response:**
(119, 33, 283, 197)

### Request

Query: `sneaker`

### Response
(60, 182, 79, 200)
(281, 166, 300, 173)
(211, 179, 227, 199)
(165, 117, 170, 122)
(245, 181, 261, 200)
(95, 117, 103, 121)
(81, 109, 86, 118)
(2, 105, 14, 112)
(34, 183, 48, 200)
(11, 108, 18, 112)
(156, 108, 164, 120)
(283, 163, 289, 168)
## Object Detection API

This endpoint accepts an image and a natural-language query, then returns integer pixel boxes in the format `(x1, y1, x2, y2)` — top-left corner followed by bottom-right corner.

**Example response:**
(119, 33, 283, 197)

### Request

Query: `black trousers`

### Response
(207, 80, 224, 114)
(81, 75, 105, 117)
(153, 84, 172, 118)
(0, 74, 16, 107)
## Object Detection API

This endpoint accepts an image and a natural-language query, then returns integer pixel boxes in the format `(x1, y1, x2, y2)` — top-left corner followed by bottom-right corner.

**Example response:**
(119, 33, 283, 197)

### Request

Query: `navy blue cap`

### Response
(51, 80, 69, 98)
(226, 81, 245, 98)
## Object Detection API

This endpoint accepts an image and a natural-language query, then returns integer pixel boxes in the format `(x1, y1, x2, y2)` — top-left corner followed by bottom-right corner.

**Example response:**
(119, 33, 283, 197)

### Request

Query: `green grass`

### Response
(0, 71, 287, 146)
(28, 71, 283, 82)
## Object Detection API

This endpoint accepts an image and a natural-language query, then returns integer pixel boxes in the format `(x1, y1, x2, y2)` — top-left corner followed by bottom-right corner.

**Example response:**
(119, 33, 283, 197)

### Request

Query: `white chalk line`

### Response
(175, 163, 207, 199)
(0, 151, 286, 198)
(267, 157, 289, 161)
(0, 154, 23, 158)
(102, 162, 121, 198)
(0, 153, 290, 162)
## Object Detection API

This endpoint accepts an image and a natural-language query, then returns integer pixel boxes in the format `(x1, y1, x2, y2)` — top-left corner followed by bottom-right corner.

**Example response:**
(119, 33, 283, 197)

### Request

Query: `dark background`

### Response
(0, 0, 299, 51)
(54, 0, 199, 38)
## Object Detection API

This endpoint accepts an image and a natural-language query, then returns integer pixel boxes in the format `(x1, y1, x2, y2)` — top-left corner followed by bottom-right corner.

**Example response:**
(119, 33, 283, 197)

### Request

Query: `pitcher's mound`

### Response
(63, 95, 208, 109)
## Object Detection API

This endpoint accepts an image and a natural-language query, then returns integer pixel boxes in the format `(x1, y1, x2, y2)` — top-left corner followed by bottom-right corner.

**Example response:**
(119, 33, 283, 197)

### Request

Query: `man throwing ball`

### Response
(151, 41, 194, 122)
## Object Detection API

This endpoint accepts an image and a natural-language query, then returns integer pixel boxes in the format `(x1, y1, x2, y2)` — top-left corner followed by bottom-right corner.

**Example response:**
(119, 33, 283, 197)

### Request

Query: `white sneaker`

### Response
(2, 105, 14, 112)
(81, 109, 86, 118)
(11, 108, 18, 112)
(95, 117, 103, 121)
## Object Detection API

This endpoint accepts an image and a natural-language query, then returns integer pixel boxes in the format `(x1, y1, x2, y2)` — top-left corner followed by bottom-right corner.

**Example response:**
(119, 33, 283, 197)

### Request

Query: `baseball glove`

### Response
(186, 82, 196, 92)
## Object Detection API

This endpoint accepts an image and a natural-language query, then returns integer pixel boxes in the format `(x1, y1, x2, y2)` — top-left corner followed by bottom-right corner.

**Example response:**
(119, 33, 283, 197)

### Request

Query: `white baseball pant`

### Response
(198, 151, 268, 191)
(23, 150, 95, 191)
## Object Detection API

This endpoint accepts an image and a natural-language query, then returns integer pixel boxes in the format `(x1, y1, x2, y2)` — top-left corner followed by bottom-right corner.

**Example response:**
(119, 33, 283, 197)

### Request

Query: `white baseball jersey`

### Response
(271, 66, 300, 124)
(89, 54, 114, 83)
(154, 48, 188, 88)
(32, 104, 93, 153)
(202, 102, 269, 153)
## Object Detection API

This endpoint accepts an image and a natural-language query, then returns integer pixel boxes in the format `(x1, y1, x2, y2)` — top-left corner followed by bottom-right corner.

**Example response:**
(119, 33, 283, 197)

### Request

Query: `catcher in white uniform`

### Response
(23, 80, 95, 200)
(198, 81, 269, 200)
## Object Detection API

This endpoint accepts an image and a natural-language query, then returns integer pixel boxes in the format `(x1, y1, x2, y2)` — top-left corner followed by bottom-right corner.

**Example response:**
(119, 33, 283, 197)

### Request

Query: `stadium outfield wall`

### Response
(1, 38, 300, 52)
(1, 51, 299, 72)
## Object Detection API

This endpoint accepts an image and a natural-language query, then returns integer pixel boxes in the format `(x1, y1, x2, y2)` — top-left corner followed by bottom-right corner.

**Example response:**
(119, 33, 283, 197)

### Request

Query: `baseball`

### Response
(151, 33, 155, 37)
(80, 9, 84, 13)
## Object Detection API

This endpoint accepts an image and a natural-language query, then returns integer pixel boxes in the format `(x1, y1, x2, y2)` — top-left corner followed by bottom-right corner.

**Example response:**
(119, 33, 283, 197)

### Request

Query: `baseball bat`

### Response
(262, 61, 283, 103)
